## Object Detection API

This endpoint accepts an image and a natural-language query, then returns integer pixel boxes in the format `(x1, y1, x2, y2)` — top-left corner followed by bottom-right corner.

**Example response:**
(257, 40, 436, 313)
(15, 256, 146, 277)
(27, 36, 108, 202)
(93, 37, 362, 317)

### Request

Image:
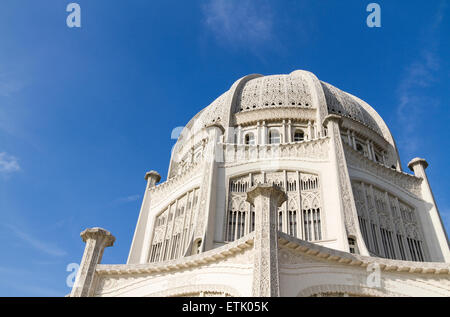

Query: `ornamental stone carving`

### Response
(70, 228, 115, 297)
(71, 70, 450, 298)
(246, 184, 287, 297)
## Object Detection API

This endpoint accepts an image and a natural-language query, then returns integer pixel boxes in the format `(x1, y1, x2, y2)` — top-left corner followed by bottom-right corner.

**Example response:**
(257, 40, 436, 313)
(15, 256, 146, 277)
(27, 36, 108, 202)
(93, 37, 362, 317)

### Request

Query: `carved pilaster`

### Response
(193, 125, 223, 251)
(70, 228, 115, 297)
(246, 184, 287, 297)
(323, 115, 369, 255)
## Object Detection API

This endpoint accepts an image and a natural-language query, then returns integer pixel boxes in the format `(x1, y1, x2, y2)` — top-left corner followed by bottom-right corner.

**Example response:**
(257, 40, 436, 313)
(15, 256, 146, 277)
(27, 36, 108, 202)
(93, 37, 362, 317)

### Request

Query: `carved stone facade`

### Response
(70, 70, 450, 297)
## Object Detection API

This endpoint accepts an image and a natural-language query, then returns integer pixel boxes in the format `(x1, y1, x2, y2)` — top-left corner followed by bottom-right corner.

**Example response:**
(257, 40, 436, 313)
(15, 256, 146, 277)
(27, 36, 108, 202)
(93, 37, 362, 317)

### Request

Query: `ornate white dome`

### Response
(175, 70, 396, 162)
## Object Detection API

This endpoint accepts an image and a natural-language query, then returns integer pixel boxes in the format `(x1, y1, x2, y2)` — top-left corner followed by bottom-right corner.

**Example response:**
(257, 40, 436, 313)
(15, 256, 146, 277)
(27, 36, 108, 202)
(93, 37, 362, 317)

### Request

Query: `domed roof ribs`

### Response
(223, 74, 263, 143)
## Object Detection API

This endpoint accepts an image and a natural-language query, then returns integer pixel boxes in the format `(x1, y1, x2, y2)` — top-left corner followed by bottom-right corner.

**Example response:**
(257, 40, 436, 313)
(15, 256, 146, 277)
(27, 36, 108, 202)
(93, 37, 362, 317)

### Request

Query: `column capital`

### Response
(145, 170, 161, 187)
(80, 227, 115, 247)
(71, 227, 115, 297)
(246, 184, 287, 207)
(408, 157, 428, 172)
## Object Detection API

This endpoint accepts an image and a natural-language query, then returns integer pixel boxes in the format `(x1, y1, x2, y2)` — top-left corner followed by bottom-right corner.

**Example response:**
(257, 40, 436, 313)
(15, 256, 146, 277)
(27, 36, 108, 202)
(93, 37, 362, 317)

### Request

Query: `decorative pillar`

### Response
(307, 121, 313, 140)
(351, 131, 357, 151)
(256, 121, 261, 145)
(141, 171, 161, 263)
(262, 121, 268, 144)
(323, 114, 370, 256)
(237, 125, 242, 145)
(347, 129, 352, 147)
(145, 171, 161, 189)
(366, 140, 373, 160)
(137, 171, 161, 264)
(193, 124, 224, 252)
(70, 228, 115, 297)
(246, 184, 287, 297)
(408, 158, 450, 262)
(287, 120, 292, 143)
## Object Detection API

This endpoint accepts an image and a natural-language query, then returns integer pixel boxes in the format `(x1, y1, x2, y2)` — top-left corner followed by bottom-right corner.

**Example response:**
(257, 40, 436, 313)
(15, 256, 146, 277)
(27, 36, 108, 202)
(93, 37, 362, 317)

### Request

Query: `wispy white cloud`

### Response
(0, 152, 20, 174)
(202, 0, 274, 49)
(5, 224, 67, 257)
(396, 1, 447, 157)
(114, 194, 141, 204)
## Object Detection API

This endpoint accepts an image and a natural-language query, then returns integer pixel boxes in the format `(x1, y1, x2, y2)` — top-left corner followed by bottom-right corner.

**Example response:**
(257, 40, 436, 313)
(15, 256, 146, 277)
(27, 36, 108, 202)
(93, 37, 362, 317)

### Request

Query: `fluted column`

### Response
(70, 228, 115, 297)
(246, 184, 287, 297)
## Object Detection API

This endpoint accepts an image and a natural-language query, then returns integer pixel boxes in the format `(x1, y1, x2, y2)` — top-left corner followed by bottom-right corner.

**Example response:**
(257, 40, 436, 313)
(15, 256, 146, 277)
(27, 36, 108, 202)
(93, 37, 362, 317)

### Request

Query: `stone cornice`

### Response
(278, 232, 450, 275)
(344, 143, 422, 198)
(340, 116, 390, 149)
(96, 230, 449, 277)
(234, 107, 316, 127)
(220, 136, 330, 168)
(96, 233, 255, 275)
(149, 162, 202, 205)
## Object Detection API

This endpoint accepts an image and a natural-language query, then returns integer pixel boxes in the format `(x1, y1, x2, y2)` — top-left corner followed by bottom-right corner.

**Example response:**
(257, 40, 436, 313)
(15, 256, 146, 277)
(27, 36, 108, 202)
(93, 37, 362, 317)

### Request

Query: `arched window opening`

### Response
(288, 210, 297, 237)
(278, 210, 283, 231)
(245, 133, 255, 145)
(348, 237, 358, 254)
(269, 129, 280, 144)
(293, 130, 305, 142)
(356, 143, 364, 154)
(192, 238, 202, 255)
(374, 152, 381, 163)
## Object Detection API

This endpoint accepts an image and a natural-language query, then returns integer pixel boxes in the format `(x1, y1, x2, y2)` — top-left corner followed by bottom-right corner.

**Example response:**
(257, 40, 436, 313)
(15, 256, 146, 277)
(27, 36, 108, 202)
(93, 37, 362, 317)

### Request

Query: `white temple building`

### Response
(70, 70, 450, 297)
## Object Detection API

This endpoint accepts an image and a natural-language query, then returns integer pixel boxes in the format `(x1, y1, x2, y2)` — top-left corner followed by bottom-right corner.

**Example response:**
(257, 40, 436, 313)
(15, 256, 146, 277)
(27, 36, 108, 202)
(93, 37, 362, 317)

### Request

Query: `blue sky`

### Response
(0, 0, 448, 296)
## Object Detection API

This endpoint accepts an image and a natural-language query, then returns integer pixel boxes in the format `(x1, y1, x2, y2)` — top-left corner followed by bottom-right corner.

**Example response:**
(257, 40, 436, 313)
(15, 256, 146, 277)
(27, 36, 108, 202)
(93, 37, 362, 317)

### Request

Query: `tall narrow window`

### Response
(250, 209, 255, 232)
(371, 223, 380, 255)
(356, 142, 364, 154)
(288, 210, 297, 237)
(303, 209, 313, 241)
(245, 133, 255, 145)
(407, 238, 424, 262)
(358, 217, 369, 248)
(348, 237, 357, 254)
(314, 208, 322, 240)
(293, 130, 304, 142)
(269, 130, 281, 144)
(397, 234, 406, 260)
(278, 211, 283, 232)
(227, 210, 236, 242)
(380, 228, 396, 259)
